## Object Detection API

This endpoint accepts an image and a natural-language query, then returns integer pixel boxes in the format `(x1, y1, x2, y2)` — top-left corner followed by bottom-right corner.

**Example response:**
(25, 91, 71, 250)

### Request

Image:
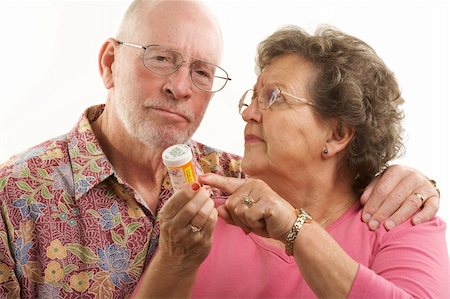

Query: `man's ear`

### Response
(324, 120, 355, 157)
(98, 38, 118, 89)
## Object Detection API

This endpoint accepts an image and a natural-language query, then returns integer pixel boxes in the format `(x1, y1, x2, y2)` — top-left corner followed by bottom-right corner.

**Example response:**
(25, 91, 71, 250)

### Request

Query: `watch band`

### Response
(285, 208, 312, 256)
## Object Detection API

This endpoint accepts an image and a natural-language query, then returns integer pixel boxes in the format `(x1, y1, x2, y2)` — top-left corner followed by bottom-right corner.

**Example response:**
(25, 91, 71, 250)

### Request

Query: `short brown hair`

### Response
(256, 25, 405, 193)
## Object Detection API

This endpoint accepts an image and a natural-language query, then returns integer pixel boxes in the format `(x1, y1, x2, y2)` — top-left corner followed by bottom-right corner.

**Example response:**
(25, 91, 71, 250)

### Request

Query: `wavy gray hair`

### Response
(256, 25, 405, 193)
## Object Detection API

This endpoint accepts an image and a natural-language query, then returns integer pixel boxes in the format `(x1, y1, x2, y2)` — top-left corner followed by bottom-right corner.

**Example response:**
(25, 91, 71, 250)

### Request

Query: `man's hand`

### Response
(130, 182, 217, 299)
(360, 165, 440, 230)
(158, 182, 217, 267)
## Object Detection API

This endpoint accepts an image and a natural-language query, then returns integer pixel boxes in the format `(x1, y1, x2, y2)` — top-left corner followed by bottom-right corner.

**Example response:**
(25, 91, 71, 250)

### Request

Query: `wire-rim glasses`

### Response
(118, 41, 231, 92)
(238, 87, 313, 114)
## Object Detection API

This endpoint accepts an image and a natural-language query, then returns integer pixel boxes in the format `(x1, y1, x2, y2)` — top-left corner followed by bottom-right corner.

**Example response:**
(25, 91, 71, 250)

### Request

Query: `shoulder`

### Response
(191, 140, 244, 178)
(367, 217, 449, 297)
(1, 134, 68, 170)
(331, 206, 447, 256)
(381, 216, 447, 244)
(0, 134, 69, 199)
(356, 215, 449, 269)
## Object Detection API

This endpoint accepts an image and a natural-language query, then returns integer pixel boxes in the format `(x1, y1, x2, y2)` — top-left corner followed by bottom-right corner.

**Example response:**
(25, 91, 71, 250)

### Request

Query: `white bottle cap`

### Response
(162, 144, 193, 167)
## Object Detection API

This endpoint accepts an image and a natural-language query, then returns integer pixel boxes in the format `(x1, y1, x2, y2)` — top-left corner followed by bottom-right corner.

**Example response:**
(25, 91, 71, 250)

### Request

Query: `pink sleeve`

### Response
(349, 218, 450, 298)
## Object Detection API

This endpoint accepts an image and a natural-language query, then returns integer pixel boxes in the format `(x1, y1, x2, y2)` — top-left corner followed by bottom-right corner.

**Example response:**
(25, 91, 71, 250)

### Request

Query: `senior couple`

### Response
(0, 0, 447, 298)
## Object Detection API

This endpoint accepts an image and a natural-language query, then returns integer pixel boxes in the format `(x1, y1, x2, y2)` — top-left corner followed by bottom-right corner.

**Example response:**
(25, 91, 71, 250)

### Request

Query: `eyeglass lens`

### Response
(143, 45, 228, 92)
(239, 88, 280, 114)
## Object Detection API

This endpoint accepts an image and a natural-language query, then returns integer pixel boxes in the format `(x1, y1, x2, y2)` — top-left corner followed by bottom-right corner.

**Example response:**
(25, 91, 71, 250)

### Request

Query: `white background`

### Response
(0, 1, 448, 247)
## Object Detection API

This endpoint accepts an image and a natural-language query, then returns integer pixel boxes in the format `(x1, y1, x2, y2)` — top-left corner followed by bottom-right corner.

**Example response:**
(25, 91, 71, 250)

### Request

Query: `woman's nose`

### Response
(241, 98, 262, 123)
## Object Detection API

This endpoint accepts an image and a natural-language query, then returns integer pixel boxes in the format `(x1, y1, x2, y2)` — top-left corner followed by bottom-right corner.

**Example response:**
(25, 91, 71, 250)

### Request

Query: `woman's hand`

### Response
(199, 173, 297, 242)
(200, 173, 359, 298)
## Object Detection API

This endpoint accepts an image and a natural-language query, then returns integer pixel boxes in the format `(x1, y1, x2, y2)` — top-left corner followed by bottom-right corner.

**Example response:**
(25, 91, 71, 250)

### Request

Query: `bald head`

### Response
(117, 0, 223, 64)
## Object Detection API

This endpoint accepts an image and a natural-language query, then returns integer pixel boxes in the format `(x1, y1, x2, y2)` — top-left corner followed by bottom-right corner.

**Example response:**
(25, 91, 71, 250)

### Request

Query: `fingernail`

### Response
(198, 174, 208, 180)
(362, 213, 371, 222)
(204, 186, 213, 196)
(385, 220, 395, 230)
(369, 219, 379, 230)
(191, 182, 200, 191)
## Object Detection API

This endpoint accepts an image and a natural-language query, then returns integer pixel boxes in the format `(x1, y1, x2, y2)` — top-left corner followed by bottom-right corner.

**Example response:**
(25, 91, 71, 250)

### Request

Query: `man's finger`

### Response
(160, 183, 199, 219)
(380, 192, 424, 230)
(412, 195, 439, 225)
(360, 170, 403, 223)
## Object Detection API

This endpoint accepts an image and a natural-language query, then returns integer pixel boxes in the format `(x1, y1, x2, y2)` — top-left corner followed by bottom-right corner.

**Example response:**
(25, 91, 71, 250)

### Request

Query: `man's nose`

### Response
(163, 63, 193, 100)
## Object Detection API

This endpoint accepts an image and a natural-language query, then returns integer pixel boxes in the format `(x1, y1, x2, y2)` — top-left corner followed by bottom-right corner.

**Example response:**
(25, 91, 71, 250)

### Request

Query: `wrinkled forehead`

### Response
(254, 62, 291, 92)
(132, 1, 223, 64)
(255, 54, 317, 94)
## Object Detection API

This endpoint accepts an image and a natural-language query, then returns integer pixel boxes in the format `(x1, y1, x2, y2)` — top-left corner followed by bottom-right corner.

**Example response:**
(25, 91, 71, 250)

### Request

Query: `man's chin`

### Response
(138, 129, 190, 149)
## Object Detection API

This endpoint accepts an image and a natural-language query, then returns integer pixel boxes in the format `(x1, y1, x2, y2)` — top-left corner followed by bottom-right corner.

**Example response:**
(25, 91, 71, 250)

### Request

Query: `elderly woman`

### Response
(133, 26, 448, 298)
(195, 26, 449, 298)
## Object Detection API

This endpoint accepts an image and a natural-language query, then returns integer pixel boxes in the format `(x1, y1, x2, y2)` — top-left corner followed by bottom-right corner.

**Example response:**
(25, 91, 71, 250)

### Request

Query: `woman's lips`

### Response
(245, 134, 263, 144)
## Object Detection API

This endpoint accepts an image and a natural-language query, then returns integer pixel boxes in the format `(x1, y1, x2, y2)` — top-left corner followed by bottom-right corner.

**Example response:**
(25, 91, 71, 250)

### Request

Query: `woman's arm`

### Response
(290, 220, 358, 298)
(200, 174, 449, 298)
(349, 218, 449, 298)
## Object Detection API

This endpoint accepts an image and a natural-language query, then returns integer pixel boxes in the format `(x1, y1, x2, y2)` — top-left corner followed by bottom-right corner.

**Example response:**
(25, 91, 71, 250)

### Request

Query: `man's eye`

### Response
(194, 69, 212, 79)
(155, 55, 168, 61)
(147, 53, 175, 65)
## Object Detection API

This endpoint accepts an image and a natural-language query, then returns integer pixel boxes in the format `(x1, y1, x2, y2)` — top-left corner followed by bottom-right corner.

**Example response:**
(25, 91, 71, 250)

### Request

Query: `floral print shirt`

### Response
(0, 105, 243, 298)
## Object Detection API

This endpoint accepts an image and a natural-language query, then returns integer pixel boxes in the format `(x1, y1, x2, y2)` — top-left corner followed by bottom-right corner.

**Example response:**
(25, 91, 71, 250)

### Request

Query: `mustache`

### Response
(145, 97, 195, 122)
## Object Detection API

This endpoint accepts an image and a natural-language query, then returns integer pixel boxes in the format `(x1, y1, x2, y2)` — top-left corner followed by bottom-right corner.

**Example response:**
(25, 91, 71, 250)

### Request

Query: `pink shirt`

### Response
(192, 202, 449, 298)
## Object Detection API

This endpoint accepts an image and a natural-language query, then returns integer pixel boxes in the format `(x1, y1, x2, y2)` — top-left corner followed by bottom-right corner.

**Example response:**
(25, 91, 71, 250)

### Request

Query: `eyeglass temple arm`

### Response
(216, 76, 231, 81)
(117, 41, 146, 50)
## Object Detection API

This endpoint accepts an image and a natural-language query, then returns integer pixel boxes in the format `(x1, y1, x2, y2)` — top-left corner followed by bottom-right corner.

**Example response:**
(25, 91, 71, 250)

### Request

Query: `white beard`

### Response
(114, 89, 204, 149)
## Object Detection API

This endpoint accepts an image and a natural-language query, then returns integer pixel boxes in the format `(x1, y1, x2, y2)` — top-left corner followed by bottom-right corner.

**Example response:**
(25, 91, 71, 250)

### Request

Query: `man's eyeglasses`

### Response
(118, 41, 231, 92)
(239, 87, 313, 114)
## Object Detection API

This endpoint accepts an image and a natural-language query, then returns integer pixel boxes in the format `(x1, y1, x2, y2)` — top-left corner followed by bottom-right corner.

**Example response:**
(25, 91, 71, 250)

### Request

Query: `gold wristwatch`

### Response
(285, 208, 312, 256)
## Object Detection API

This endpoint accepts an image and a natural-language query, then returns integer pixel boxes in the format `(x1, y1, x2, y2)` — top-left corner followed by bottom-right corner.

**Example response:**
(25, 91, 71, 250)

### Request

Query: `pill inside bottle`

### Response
(162, 144, 198, 192)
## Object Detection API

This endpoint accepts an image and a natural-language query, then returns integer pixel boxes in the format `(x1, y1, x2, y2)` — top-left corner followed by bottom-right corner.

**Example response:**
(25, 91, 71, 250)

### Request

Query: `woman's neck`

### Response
(258, 165, 358, 228)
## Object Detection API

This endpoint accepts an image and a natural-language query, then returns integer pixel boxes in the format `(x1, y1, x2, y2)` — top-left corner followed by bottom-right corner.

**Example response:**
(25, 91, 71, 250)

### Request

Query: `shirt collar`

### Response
(67, 104, 114, 200)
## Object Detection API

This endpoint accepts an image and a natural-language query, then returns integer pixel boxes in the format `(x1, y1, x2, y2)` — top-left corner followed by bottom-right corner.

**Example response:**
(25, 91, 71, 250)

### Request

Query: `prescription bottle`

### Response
(162, 144, 198, 192)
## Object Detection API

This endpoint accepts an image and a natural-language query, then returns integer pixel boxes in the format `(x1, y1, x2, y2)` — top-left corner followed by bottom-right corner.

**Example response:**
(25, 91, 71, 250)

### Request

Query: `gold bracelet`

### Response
(427, 177, 441, 197)
(285, 208, 312, 256)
